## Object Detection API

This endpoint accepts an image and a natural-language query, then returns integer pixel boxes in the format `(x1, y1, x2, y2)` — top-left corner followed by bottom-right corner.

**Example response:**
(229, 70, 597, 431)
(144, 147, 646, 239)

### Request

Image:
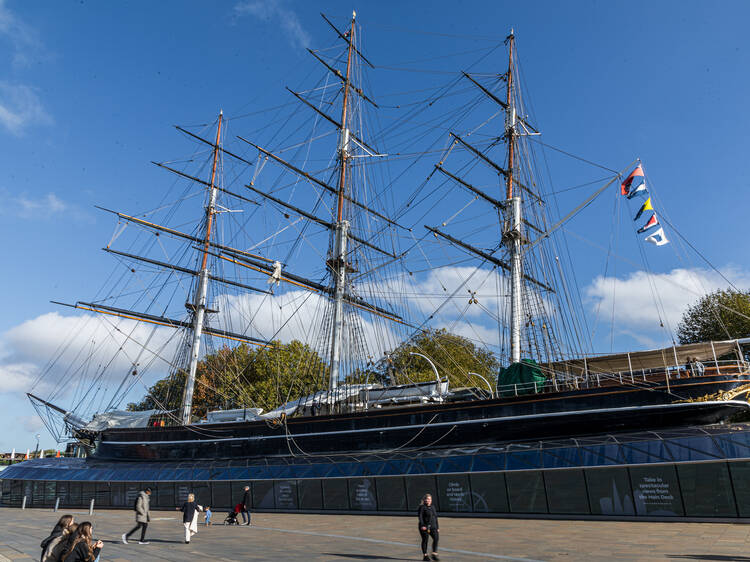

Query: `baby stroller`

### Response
(223, 504, 242, 525)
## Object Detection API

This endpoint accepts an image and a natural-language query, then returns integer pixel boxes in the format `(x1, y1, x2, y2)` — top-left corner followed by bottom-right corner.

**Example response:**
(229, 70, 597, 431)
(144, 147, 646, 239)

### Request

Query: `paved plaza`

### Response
(2, 508, 750, 561)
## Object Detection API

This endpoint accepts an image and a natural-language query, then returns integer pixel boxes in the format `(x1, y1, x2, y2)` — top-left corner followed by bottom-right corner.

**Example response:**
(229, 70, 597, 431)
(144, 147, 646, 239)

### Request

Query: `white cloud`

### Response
(0, 361, 38, 393)
(585, 266, 750, 344)
(0, 312, 181, 415)
(11, 192, 66, 218)
(0, 0, 43, 67)
(0, 81, 52, 135)
(20, 415, 43, 433)
(234, 0, 311, 49)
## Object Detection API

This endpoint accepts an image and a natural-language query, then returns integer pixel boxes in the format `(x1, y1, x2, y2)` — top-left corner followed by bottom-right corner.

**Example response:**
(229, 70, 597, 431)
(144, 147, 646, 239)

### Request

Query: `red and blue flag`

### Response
(621, 165, 645, 197)
(637, 213, 659, 233)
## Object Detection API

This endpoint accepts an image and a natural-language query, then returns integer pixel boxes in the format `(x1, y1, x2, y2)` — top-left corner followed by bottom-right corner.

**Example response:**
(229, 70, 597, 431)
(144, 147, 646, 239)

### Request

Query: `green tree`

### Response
(676, 289, 750, 344)
(383, 328, 499, 392)
(127, 340, 328, 420)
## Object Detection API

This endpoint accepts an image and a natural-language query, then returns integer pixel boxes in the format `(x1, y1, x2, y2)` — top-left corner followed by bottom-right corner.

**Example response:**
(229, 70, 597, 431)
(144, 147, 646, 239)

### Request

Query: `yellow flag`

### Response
(634, 197, 653, 221)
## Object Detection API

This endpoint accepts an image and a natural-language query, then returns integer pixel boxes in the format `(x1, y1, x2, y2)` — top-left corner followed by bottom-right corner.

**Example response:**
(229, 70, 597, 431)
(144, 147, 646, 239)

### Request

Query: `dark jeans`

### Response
(240, 509, 251, 524)
(419, 527, 438, 554)
(126, 521, 148, 541)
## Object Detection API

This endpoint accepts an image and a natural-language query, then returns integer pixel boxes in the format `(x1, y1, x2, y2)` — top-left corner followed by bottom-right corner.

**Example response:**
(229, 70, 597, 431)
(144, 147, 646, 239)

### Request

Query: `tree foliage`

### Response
(127, 340, 328, 420)
(128, 329, 500, 420)
(383, 328, 499, 391)
(676, 289, 750, 344)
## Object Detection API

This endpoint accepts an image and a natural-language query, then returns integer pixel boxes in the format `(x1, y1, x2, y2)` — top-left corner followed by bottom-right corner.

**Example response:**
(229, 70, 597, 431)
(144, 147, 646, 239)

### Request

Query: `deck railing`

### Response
(496, 359, 749, 398)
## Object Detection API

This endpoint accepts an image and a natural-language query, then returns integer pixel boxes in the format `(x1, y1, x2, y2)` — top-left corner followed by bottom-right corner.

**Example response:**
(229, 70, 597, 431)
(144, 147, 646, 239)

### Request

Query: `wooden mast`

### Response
(504, 31, 523, 364)
(328, 12, 356, 397)
(505, 33, 515, 200)
(180, 111, 223, 425)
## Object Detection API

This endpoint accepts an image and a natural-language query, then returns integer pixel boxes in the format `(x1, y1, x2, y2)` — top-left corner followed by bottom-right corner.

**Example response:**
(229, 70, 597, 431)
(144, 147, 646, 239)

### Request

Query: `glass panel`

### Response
(110, 483, 126, 507)
(716, 434, 750, 459)
(175, 483, 191, 505)
(375, 477, 407, 511)
(348, 478, 377, 511)
(211, 481, 232, 511)
(124, 483, 140, 509)
(43, 482, 56, 505)
(404, 475, 438, 511)
(253, 481, 275, 509)
(579, 444, 624, 466)
(629, 465, 684, 516)
(191, 482, 211, 508)
(68, 482, 81, 506)
(156, 482, 174, 508)
(506, 471, 547, 513)
(32, 481, 44, 506)
(56, 482, 69, 508)
(506, 450, 542, 470)
(544, 469, 589, 515)
(677, 462, 736, 517)
(274, 481, 298, 509)
(666, 436, 724, 462)
(585, 467, 635, 515)
(81, 483, 95, 507)
(95, 483, 110, 507)
(542, 447, 580, 468)
(729, 461, 750, 517)
(10, 480, 23, 505)
(436, 474, 472, 512)
(469, 472, 508, 513)
(322, 479, 349, 510)
(298, 480, 323, 510)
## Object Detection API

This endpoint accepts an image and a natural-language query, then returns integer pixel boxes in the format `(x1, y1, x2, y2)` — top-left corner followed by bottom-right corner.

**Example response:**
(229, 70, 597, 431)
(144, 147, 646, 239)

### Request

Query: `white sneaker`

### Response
(121, 534, 128, 544)
(138, 541, 149, 545)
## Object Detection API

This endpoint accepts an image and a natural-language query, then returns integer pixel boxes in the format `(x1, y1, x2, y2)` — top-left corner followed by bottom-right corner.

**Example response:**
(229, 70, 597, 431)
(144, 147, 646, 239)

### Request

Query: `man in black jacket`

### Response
(239, 485, 252, 526)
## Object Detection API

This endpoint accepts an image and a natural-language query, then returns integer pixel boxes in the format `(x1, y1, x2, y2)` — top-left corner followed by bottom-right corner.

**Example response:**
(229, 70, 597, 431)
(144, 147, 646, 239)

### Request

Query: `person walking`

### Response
(204, 505, 212, 526)
(40, 514, 74, 561)
(60, 522, 103, 562)
(417, 493, 439, 561)
(177, 493, 203, 544)
(239, 485, 252, 526)
(122, 487, 151, 545)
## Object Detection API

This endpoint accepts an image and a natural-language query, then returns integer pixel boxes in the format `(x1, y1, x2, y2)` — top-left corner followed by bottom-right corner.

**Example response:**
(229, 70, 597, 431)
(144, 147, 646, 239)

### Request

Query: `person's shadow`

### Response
(667, 554, 750, 562)
(322, 555, 413, 561)
(104, 538, 184, 545)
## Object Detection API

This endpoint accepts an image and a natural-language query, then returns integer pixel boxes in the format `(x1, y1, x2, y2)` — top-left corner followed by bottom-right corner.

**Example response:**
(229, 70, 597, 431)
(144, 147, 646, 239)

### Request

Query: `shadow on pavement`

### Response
(109, 538, 185, 545)
(322, 554, 414, 561)
(667, 554, 750, 562)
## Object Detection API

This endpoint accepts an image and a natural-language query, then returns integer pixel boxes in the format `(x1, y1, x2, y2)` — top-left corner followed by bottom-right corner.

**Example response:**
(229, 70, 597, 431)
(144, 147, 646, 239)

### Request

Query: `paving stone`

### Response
(4, 507, 750, 561)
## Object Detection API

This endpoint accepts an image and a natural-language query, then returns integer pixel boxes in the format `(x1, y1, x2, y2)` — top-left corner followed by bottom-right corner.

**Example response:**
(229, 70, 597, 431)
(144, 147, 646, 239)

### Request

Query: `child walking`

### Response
(204, 506, 212, 526)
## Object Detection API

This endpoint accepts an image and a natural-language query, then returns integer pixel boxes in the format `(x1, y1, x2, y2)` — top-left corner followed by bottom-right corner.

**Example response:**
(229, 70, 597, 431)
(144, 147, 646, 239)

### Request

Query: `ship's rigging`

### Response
(25, 14, 750, 445)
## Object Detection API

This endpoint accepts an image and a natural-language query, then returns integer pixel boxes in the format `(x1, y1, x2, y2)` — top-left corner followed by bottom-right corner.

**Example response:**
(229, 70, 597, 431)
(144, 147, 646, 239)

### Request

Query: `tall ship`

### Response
(22, 14, 750, 465)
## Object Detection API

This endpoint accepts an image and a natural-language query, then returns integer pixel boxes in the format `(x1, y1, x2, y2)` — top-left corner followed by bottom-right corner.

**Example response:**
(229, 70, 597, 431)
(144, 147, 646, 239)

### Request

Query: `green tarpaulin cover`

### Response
(497, 359, 547, 397)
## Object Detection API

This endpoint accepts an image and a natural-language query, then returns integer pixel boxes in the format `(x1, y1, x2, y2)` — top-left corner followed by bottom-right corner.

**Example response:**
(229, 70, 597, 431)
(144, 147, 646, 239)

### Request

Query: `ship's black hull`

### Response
(93, 373, 750, 461)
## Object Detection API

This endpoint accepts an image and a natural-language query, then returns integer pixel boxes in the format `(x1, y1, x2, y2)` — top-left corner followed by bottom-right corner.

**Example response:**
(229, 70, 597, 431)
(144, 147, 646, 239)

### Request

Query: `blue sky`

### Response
(1, 0, 749, 452)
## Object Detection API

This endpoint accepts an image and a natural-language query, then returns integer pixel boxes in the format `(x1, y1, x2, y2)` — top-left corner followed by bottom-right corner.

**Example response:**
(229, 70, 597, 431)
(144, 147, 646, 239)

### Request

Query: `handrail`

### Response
(496, 359, 749, 396)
